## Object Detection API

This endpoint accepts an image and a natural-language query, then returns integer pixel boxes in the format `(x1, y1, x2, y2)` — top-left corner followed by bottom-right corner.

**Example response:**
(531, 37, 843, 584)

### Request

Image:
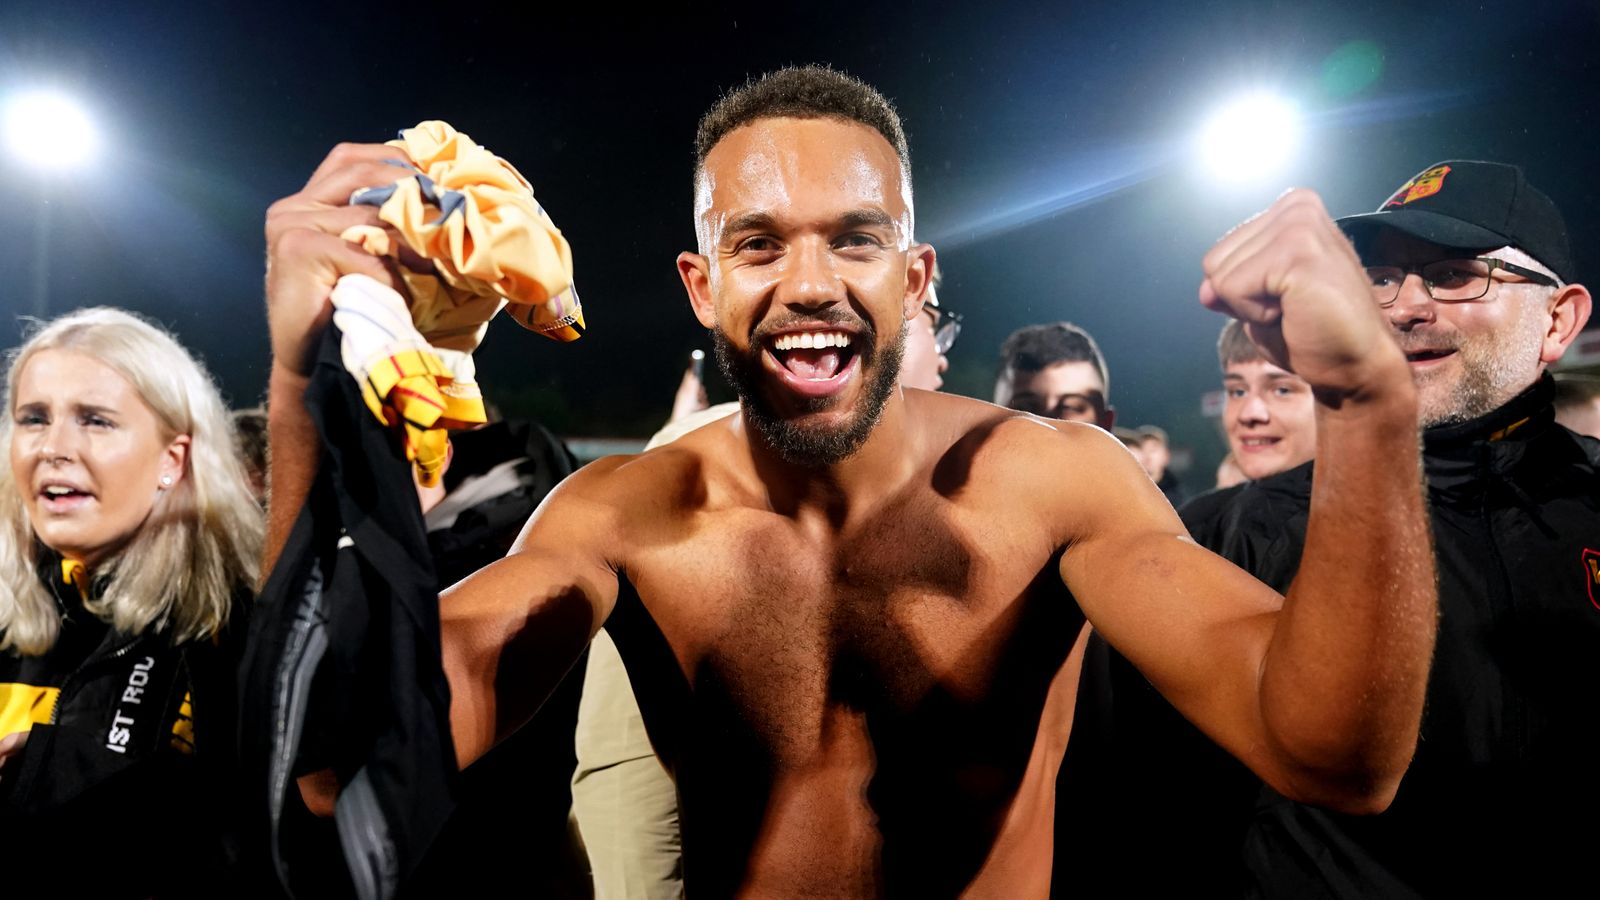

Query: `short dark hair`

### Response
(695, 65, 911, 184)
(1217, 320, 1266, 371)
(997, 322, 1110, 396)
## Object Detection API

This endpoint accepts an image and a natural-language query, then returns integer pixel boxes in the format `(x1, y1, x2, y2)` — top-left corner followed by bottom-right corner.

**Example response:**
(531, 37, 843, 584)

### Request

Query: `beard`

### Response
(1407, 297, 1547, 428)
(711, 310, 905, 468)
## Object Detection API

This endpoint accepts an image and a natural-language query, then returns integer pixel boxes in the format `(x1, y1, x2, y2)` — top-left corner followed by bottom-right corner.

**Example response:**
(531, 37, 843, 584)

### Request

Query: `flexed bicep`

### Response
(1056, 402, 1430, 812)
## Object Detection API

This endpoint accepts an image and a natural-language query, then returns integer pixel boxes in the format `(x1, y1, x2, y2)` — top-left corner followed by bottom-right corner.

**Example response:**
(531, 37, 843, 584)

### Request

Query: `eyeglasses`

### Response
(1364, 257, 1558, 306)
(1010, 392, 1105, 421)
(932, 309, 962, 355)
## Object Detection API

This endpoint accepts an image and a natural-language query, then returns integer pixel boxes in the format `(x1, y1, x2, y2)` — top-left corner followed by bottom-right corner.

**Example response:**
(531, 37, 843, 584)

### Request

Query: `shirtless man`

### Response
(263, 67, 1435, 897)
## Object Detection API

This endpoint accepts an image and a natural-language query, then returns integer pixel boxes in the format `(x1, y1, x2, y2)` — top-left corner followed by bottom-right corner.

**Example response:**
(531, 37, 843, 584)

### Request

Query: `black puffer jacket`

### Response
(0, 554, 248, 897)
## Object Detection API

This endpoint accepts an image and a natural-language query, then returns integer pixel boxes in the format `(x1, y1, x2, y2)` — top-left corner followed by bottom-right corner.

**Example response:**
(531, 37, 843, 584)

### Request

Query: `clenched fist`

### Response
(1200, 189, 1411, 405)
(264, 143, 426, 376)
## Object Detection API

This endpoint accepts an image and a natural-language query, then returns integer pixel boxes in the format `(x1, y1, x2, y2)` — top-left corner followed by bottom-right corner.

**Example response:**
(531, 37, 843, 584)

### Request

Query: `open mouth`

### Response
(1237, 436, 1282, 452)
(764, 329, 861, 398)
(1404, 349, 1456, 364)
(39, 484, 93, 509)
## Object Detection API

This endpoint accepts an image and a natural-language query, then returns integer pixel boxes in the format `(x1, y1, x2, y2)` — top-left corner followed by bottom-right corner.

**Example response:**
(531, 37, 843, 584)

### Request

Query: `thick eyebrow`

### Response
(837, 208, 896, 232)
(721, 211, 778, 242)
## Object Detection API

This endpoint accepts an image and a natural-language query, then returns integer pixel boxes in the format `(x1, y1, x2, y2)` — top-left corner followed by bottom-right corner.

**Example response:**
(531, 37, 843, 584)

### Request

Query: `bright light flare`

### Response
(3, 89, 100, 171)
(1196, 92, 1300, 184)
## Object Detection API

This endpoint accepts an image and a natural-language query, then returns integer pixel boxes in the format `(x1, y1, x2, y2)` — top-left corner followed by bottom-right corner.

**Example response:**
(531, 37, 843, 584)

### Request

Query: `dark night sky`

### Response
(2, 0, 1596, 473)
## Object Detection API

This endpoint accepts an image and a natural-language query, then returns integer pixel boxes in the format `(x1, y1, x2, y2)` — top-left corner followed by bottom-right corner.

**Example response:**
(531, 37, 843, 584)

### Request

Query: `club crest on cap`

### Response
(1383, 164, 1453, 209)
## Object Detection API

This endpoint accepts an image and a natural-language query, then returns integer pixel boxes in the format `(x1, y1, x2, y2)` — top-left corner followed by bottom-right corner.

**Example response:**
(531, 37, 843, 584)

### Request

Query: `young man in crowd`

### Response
(993, 322, 1115, 428)
(1178, 321, 1324, 545)
(262, 67, 1435, 896)
(1217, 320, 1318, 481)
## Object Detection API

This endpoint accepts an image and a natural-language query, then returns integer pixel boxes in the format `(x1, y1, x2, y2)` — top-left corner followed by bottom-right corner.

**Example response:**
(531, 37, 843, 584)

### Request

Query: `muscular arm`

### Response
(1060, 399, 1428, 813)
(261, 142, 420, 575)
(1059, 190, 1435, 813)
(1261, 387, 1430, 805)
(290, 470, 619, 814)
(437, 467, 625, 766)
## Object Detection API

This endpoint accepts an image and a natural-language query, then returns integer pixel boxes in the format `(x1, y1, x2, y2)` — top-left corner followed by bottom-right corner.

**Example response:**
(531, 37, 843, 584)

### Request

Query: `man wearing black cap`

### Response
(1111, 161, 1596, 897)
(1341, 161, 1587, 428)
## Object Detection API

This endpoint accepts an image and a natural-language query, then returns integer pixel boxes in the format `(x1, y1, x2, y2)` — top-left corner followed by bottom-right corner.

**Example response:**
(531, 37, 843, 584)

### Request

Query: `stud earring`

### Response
(160, 475, 174, 488)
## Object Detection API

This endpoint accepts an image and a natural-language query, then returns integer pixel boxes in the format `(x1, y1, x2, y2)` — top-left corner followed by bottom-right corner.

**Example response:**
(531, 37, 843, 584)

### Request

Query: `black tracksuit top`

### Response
(0, 554, 246, 896)
(1057, 376, 1600, 898)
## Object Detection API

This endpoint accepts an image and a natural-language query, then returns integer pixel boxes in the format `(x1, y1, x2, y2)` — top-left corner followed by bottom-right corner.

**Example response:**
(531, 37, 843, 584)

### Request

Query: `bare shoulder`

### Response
(905, 389, 1170, 540)
(907, 389, 1138, 482)
(516, 416, 739, 545)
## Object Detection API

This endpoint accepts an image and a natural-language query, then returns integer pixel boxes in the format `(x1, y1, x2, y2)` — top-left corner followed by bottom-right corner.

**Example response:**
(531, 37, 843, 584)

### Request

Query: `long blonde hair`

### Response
(1, 308, 262, 655)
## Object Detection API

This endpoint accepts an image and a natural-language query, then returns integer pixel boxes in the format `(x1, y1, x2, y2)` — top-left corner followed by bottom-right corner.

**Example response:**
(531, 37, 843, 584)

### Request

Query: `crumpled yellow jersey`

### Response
(331, 274, 468, 486)
(334, 121, 583, 486)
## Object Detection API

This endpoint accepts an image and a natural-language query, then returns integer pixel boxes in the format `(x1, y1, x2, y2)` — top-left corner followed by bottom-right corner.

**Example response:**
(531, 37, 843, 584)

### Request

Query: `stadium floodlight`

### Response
(3, 88, 100, 171)
(1196, 91, 1300, 185)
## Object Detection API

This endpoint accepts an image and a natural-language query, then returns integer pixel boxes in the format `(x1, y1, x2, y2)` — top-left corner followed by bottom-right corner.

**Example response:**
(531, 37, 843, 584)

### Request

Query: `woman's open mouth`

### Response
(38, 483, 94, 512)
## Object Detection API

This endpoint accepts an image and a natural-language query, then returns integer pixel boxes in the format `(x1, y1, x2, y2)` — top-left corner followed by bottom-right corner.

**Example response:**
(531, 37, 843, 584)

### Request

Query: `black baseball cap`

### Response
(1337, 160, 1574, 283)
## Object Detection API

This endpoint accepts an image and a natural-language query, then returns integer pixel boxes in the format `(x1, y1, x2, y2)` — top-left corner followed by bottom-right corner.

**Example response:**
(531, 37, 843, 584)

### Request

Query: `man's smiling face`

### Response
(678, 116, 929, 466)
(1365, 229, 1557, 427)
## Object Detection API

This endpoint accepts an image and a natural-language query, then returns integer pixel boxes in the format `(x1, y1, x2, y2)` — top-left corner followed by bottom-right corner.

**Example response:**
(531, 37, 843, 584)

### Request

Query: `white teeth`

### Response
(45, 486, 74, 496)
(774, 331, 851, 351)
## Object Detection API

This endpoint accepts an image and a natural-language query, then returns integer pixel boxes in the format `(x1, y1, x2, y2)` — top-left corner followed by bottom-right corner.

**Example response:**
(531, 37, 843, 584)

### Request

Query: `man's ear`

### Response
(678, 251, 717, 329)
(1542, 282, 1593, 365)
(903, 243, 936, 322)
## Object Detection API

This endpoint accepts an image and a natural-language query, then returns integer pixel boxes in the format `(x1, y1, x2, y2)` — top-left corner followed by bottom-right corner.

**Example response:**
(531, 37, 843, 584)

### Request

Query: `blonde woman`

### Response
(0, 308, 261, 894)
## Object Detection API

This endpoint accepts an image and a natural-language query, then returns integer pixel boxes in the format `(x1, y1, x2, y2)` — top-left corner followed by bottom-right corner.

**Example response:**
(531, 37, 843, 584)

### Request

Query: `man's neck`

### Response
(739, 388, 922, 522)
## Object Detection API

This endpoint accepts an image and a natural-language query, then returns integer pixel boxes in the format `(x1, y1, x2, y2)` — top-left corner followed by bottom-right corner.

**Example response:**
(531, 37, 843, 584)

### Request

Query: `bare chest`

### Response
(614, 501, 1078, 762)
